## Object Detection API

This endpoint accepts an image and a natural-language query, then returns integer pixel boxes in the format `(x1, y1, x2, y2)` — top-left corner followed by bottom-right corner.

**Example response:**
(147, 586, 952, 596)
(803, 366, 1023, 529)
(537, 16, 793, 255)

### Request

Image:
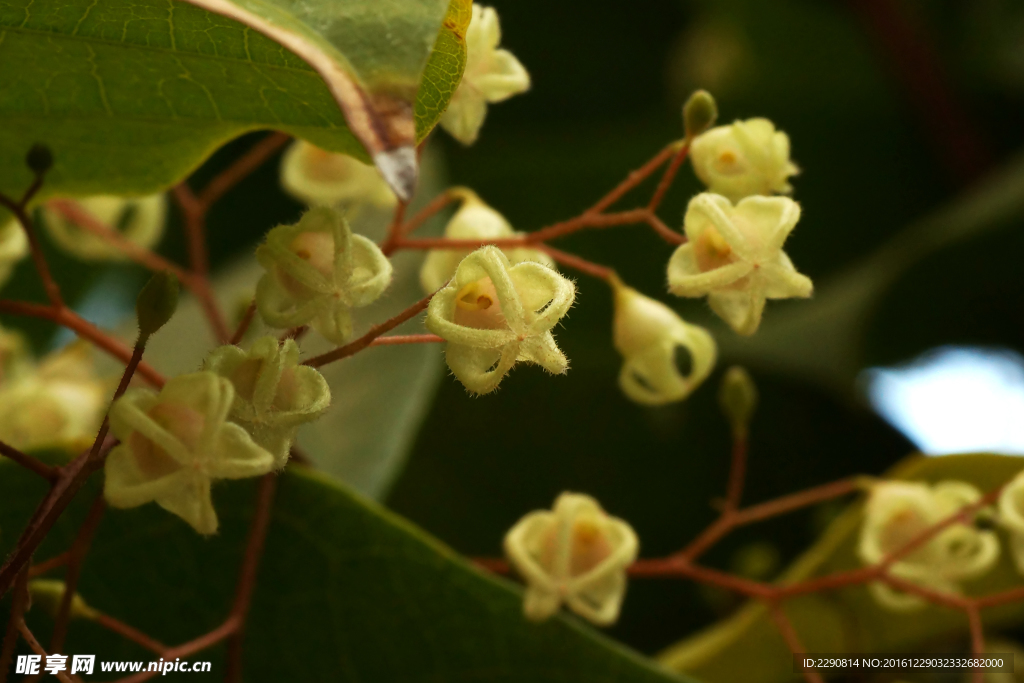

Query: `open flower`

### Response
(0, 341, 107, 453)
(419, 189, 554, 293)
(611, 276, 716, 405)
(0, 218, 28, 289)
(104, 372, 275, 535)
(425, 247, 575, 394)
(689, 118, 798, 202)
(440, 5, 531, 145)
(667, 193, 812, 335)
(280, 140, 396, 211)
(204, 337, 331, 467)
(40, 194, 166, 262)
(996, 469, 1024, 574)
(858, 480, 999, 611)
(504, 492, 638, 625)
(255, 207, 393, 344)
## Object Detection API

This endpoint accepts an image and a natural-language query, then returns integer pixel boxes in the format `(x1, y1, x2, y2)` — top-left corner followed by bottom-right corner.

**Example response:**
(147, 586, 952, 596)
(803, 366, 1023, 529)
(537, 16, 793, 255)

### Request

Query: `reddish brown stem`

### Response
(304, 292, 435, 368)
(229, 300, 257, 346)
(0, 440, 57, 482)
(0, 189, 64, 309)
(94, 613, 168, 655)
(587, 143, 678, 214)
(16, 621, 75, 683)
(378, 201, 409, 256)
(397, 189, 463, 239)
(647, 143, 690, 212)
(766, 602, 823, 683)
(733, 478, 860, 525)
(723, 432, 748, 513)
(172, 184, 230, 343)
(967, 604, 985, 683)
(197, 132, 290, 209)
(538, 245, 615, 281)
(0, 567, 30, 683)
(29, 552, 71, 578)
(50, 495, 107, 653)
(370, 334, 444, 346)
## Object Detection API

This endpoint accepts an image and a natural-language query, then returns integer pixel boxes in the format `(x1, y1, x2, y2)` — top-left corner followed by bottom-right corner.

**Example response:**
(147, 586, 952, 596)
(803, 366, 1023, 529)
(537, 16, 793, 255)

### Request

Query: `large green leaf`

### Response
(0, 458, 700, 683)
(659, 454, 1024, 683)
(0, 0, 469, 200)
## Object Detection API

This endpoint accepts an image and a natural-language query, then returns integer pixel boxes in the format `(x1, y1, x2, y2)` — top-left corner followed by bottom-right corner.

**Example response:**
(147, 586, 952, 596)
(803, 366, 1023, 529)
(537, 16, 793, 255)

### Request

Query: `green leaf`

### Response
(0, 458, 701, 683)
(659, 453, 1024, 683)
(0, 0, 469, 200)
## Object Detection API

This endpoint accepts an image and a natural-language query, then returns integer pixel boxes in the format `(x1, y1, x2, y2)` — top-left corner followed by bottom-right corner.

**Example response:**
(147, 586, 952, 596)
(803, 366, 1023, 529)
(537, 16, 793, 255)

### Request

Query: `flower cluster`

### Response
(425, 246, 575, 394)
(504, 492, 638, 625)
(255, 207, 393, 344)
(858, 480, 999, 610)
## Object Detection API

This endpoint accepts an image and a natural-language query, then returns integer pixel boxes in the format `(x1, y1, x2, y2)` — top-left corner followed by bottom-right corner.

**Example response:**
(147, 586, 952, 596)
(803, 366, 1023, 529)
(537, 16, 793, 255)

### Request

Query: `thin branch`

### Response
(587, 143, 678, 215)
(197, 132, 290, 209)
(378, 201, 408, 256)
(397, 189, 463, 239)
(229, 299, 257, 346)
(733, 478, 861, 525)
(0, 567, 30, 683)
(172, 184, 230, 343)
(369, 334, 443, 346)
(647, 142, 690, 212)
(93, 613, 167, 655)
(967, 604, 985, 683)
(303, 292, 435, 368)
(766, 602, 823, 683)
(538, 245, 615, 281)
(16, 621, 75, 683)
(29, 552, 71, 578)
(723, 432, 748, 513)
(0, 440, 57, 482)
(49, 495, 106, 653)
(0, 187, 64, 308)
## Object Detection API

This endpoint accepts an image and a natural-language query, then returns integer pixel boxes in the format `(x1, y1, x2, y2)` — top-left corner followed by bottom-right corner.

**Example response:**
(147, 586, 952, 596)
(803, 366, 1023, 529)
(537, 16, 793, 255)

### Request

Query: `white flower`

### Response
(996, 469, 1024, 575)
(440, 5, 531, 145)
(0, 342, 107, 453)
(40, 194, 166, 262)
(419, 189, 554, 293)
(255, 207, 393, 344)
(0, 218, 29, 289)
(204, 337, 331, 467)
(858, 480, 999, 611)
(425, 247, 575, 394)
(667, 193, 812, 335)
(504, 492, 638, 625)
(689, 118, 798, 202)
(104, 372, 276, 535)
(610, 276, 716, 405)
(280, 140, 396, 211)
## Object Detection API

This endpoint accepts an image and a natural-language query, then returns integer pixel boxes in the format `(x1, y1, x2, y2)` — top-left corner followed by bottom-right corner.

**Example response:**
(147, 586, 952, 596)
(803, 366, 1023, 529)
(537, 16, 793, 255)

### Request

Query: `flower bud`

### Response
(25, 144, 54, 175)
(40, 194, 167, 262)
(136, 271, 180, 340)
(689, 118, 798, 202)
(718, 365, 757, 437)
(28, 580, 98, 621)
(504, 492, 638, 625)
(610, 276, 716, 405)
(683, 90, 718, 140)
(280, 140, 396, 211)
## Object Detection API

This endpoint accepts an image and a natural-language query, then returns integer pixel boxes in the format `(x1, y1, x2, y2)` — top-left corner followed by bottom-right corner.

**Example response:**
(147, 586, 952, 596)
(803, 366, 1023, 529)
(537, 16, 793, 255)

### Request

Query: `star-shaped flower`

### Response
(440, 5, 531, 145)
(689, 118, 798, 202)
(611, 276, 717, 405)
(256, 207, 393, 344)
(504, 492, 639, 625)
(40, 194, 166, 262)
(425, 246, 575, 394)
(279, 140, 396, 212)
(858, 480, 999, 611)
(667, 193, 812, 335)
(419, 189, 554, 293)
(104, 372, 276, 535)
(204, 336, 331, 467)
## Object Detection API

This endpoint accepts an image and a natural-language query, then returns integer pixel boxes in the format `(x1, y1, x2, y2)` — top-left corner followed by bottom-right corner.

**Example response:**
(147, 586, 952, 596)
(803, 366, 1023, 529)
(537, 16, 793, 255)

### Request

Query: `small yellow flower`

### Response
(610, 276, 716, 405)
(40, 194, 166, 262)
(426, 247, 574, 394)
(667, 193, 812, 335)
(441, 5, 531, 145)
(104, 372, 276, 535)
(256, 207, 393, 344)
(858, 480, 998, 611)
(689, 118, 798, 202)
(504, 492, 638, 625)
(280, 140, 397, 212)
(419, 189, 554, 293)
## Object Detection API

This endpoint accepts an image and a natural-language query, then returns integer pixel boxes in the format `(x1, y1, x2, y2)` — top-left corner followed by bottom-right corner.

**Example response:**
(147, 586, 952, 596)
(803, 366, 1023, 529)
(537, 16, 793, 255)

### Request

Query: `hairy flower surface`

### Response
(426, 246, 574, 394)
(204, 337, 331, 467)
(280, 140, 396, 211)
(104, 372, 275, 535)
(997, 470, 1024, 574)
(504, 492, 638, 625)
(0, 218, 28, 289)
(440, 5, 530, 145)
(40, 194, 166, 262)
(858, 480, 999, 611)
(256, 207, 393, 344)
(689, 118, 798, 202)
(611, 276, 716, 405)
(0, 342, 107, 453)
(667, 193, 812, 335)
(419, 190, 554, 293)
